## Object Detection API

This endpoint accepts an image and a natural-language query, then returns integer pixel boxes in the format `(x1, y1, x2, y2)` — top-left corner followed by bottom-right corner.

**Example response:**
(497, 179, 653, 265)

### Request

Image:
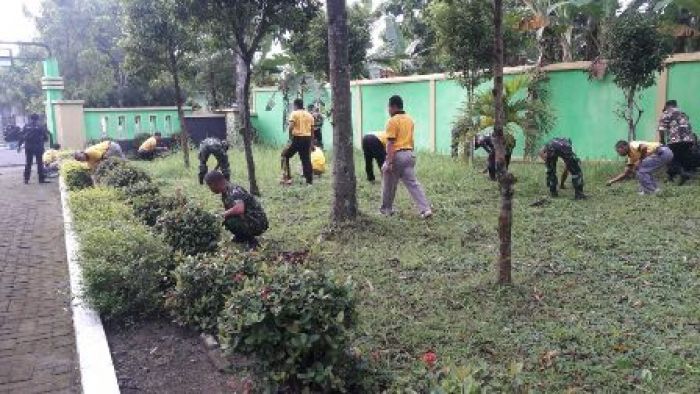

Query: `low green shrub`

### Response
(61, 160, 93, 190)
(78, 220, 172, 321)
(156, 201, 220, 256)
(93, 157, 128, 183)
(130, 194, 182, 227)
(98, 163, 151, 189)
(69, 187, 132, 226)
(122, 180, 160, 200)
(166, 250, 259, 332)
(218, 266, 356, 391)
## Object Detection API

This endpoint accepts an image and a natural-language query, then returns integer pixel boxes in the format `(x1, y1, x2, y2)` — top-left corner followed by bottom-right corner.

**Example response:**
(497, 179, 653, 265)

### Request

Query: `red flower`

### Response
(421, 351, 437, 368)
(259, 287, 270, 300)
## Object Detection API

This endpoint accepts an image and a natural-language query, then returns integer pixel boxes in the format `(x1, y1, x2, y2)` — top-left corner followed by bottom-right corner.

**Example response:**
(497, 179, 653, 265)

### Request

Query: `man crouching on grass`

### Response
(204, 170, 269, 250)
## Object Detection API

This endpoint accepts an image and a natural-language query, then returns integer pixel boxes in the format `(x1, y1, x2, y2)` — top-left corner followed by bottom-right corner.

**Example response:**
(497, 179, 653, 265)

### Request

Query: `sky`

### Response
(0, 0, 42, 42)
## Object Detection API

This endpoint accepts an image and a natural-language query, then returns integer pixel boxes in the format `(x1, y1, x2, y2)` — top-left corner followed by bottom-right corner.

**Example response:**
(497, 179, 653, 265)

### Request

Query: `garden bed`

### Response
(105, 320, 239, 393)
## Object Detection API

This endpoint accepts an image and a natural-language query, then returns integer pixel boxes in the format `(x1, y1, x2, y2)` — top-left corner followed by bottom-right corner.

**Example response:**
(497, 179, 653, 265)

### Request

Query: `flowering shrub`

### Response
(218, 266, 356, 391)
(60, 160, 93, 190)
(166, 250, 259, 332)
(156, 201, 220, 256)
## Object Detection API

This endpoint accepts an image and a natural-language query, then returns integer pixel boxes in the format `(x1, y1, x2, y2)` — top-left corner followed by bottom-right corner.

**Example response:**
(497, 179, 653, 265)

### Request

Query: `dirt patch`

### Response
(106, 320, 244, 393)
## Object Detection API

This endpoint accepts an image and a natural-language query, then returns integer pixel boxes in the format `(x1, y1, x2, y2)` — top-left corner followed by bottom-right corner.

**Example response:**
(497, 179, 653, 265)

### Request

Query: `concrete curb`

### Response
(59, 179, 121, 394)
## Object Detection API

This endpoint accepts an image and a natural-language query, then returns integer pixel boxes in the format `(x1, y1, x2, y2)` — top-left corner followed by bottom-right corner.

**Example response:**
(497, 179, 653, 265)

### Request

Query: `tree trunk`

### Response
(172, 69, 190, 168)
(327, 0, 358, 222)
(626, 87, 636, 141)
(560, 27, 573, 62)
(236, 52, 260, 196)
(492, 0, 514, 285)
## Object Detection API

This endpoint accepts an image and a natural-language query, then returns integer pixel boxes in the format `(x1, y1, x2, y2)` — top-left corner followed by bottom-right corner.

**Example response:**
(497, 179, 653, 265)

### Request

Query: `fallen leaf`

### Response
(540, 350, 560, 369)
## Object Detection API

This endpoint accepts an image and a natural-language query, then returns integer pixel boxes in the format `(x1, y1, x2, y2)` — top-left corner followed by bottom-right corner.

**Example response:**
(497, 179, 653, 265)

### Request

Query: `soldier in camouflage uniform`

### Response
(474, 132, 516, 181)
(198, 137, 230, 185)
(658, 100, 694, 184)
(539, 138, 586, 199)
(308, 104, 324, 148)
(204, 170, 268, 250)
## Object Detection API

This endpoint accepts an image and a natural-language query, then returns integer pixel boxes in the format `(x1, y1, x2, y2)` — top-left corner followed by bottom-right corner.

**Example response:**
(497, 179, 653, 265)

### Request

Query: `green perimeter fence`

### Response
(251, 54, 700, 160)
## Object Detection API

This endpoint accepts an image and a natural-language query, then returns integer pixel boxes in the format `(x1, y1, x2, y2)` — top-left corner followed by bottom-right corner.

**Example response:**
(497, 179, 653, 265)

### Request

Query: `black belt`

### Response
(396, 148, 413, 152)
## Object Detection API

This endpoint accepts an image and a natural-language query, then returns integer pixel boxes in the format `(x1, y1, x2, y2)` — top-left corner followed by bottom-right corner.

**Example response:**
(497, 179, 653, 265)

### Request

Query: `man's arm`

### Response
(658, 115, 668, 144)
(223, 200, 245, 219)
(384, 140, 396, 172)
(607, 166, 633, 186)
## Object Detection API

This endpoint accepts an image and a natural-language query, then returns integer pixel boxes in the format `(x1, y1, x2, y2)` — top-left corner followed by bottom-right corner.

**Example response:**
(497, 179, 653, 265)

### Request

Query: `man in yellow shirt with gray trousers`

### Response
(380, 95, 432, 219)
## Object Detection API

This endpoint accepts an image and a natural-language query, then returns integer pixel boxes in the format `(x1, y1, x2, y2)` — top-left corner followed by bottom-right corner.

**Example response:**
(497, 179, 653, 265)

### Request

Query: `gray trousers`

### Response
(381, 150, 431, 213)
(106, 142, 125, 159)
(637, 146, 673, 193)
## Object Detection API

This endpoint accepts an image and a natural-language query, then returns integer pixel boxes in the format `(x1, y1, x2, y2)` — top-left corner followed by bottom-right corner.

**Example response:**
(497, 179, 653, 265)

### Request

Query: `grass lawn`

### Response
(138, 146, 699, 391)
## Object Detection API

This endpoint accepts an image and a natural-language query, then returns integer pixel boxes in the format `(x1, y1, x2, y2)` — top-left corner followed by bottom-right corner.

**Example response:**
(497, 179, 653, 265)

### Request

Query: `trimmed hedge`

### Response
(156, 202, 221, 256)
(99, 164, 151, 189)
(69, 187, 172, 321)
(166, 250, 259, 332)
(218, 266, 356, 390)
(60, 160, 93, 190)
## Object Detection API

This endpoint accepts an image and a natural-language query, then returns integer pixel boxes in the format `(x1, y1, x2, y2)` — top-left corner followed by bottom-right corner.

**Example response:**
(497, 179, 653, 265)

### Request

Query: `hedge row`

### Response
(63, 158, 371, 391)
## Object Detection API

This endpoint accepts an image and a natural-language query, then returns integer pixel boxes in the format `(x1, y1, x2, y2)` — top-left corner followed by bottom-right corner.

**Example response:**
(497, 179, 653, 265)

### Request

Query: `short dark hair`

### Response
(615, 140, 629, 150)
(154, 132, 162, 137)
(51, 144, 61, 150)
(389, 95, 403, 109)
(665, 99, 677, 109)
(30, 114, 40, 121)
(294, 99, 304, 109)
(204, 170, 226, 185)
(307, 104, 314, 111)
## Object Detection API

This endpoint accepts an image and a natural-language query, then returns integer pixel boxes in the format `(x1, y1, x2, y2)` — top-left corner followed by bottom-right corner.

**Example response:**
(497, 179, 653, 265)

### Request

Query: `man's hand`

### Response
(382, 162, 393, 174)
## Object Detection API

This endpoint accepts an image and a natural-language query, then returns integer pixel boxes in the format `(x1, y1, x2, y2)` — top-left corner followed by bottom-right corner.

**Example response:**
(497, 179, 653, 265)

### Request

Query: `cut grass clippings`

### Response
(136, 147, 700, 392)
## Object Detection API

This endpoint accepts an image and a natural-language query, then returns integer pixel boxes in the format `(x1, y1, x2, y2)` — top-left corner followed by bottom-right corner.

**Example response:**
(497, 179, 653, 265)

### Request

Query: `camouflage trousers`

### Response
(546, 154, 584, 197)
(223, 213, 269, 239)
(199, 149, 230, 184)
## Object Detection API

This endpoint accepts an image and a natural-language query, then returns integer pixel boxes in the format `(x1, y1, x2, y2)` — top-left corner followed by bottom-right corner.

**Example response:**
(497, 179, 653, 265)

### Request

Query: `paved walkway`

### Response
(0, 148, 25, 168)
(0, 167, 80, 393)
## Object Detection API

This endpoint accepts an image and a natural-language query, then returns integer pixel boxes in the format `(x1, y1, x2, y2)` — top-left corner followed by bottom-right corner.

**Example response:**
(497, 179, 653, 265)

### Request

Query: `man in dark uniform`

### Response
(308, 104, 324, 148)
(17, 114, 51, 184)
(204, 170, 268, 250)
(539, 138, 586, 199)
(658, 100, 694, 184)
(198, 137, 230, 185)
(361, 132, 387, 182)
(474, 133, 516, 181)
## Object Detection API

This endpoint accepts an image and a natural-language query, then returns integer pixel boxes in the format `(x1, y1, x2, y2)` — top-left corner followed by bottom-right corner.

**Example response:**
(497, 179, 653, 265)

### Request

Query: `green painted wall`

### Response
(83, 107, 191, 141)
(361, 81, 432, 150)
(252, 60, 699, 159)
(667, 62, 700, 130)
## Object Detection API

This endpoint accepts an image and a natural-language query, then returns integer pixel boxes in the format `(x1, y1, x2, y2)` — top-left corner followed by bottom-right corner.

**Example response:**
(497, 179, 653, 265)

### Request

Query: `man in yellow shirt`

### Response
(361, 131, 388, 182)
(73, 140, 125, 170)
(380, 95, 432, 218)
(138, 132, 166, 160)
(607, 140, 673, 194)
(281, 99, 314, 185)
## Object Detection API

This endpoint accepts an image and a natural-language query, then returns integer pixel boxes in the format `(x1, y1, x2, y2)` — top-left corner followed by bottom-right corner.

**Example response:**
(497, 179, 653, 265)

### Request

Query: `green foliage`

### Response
(69, 187, 172, 321)
(130, 194, 181, 227)
(218, 266, 356, 390)
(603, 11, 672, 93)
(78, 221, 172, 320)
(428, 0, 493, 91)
(60, 160, 94, 191)
(156, 201, 221, 256)
(98, 163, 152, 189)
(285, 4, 373, 79)
(93, 157, 128, 183)
(167, 251, 259, 332)
(69, 187, 132, 224)
(121, 180, 160, 200)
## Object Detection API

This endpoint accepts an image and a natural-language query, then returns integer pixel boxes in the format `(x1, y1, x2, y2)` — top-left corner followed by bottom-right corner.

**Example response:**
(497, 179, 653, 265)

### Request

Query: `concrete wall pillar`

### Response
(53, 100, 86, 149)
